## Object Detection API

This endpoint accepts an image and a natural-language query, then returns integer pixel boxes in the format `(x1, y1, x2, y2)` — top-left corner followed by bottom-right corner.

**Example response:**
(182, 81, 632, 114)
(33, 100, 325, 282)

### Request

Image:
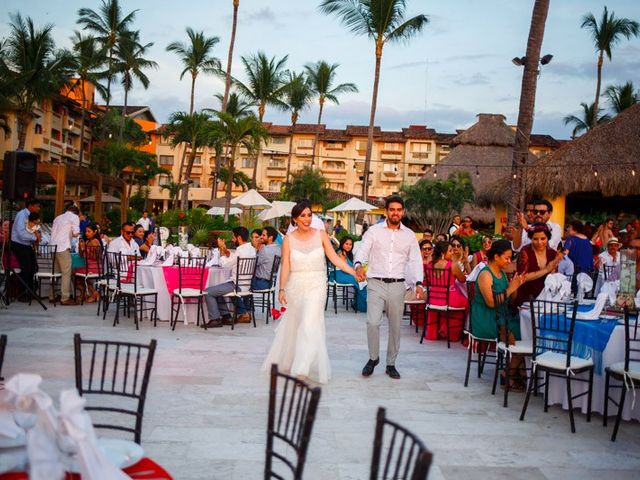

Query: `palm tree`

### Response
(113, 31, 158, 141)
(212, 111, 269, 221)
(160, 180, 181, 208)
(234, 51, 289, 187)
(221, 0, 240, 111)
(164, 111, 216, 210)
(282, 72, 314, 183)
(581, 6, 639, 126)
(282, 166, 329, 206)
(77, 0, 138, 106)
(69, 32, 108, 164)
(217, 167, 251, 192)
(167, 28, 221, 115)
(563, 102, 611, 138)
(304, 60, 358, 165)
(605, 81, 639, 114)
(320, 0, 429, 201)
(4, 14, 75, 150)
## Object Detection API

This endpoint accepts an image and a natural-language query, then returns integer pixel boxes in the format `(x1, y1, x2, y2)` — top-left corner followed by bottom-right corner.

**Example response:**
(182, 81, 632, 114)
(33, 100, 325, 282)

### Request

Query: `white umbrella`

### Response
(206, 206, 242, 216)
(231, 189, 271, 208)
(258, 201, 297, 221)
(328, 197, 376, 212)
(79, 194, 121, 203)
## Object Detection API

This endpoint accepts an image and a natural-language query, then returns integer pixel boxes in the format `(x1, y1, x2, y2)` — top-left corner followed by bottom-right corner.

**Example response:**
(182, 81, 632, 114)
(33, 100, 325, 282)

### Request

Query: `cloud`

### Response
(241, 7, 281, 26)
(451, 73, 491, 86)
(387, 60, 428, 70)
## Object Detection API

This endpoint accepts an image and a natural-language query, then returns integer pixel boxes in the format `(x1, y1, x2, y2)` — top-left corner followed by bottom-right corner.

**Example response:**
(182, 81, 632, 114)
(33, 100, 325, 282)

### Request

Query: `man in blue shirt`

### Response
(10, 199, 41, 298)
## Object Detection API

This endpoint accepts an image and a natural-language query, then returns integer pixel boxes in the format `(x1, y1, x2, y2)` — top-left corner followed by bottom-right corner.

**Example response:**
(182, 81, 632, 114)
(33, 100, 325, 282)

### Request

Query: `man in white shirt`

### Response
(108, 222, 141, 256)
(513, 199, 562, 251)
(448, 214, 461, 237)
(137, 211, 151, 233)
(204, 227, 256, 328)
(49, 205, 80, 305)
(354, 196, 424, 380)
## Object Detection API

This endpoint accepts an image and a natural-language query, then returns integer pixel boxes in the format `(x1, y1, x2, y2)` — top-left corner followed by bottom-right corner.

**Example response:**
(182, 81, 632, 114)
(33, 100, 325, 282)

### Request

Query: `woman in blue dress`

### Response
(334, 236, 367, 312)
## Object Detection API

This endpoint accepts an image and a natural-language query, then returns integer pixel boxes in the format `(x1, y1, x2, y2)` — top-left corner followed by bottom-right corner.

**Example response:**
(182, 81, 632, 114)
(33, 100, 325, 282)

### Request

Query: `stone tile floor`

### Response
(1, 301, 639, 479)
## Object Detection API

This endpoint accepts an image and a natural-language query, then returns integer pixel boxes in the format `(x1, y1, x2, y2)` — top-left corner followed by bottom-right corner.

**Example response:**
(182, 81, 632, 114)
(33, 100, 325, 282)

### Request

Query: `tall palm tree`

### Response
(507, 0, 550, 222)
(605, 81, 639, 114)
(164, 111, 216, 210)
(113, 31, 158, 141)
(77, 0, 138, 106)
(581, 6, 639, 127)
(563, 102, 611, 138)
(282, 72, 314, 183)
(4, 14, 75, 150)
(69, 32, 108, 164)
(222, 0, 240, 111)
(212, 111, 269, 221)
(234, 51, 289, 187)
(320, 0, 429, 200)
(304, 60, 358, 166)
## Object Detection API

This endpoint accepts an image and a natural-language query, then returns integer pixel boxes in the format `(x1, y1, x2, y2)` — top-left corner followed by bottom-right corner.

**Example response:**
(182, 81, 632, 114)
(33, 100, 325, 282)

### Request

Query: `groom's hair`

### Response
(232, 226, 249, 242)
(385, 195, 404, 209)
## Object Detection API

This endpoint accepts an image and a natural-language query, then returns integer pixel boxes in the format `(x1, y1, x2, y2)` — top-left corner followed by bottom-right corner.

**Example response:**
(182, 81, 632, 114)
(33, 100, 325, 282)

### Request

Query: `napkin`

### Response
(537, 273, 571, 302)
(601, 280, 620, 305)
(635, 289, 640, 308)
(0, 410, 23, 439)
(576, 272, 593, 301)
(161, 253, 174, 267)
(206, 248, 220, 267)
(58, 389, 130, 480)
(576, 292, 609, 320)
(466, 262, 486, 282)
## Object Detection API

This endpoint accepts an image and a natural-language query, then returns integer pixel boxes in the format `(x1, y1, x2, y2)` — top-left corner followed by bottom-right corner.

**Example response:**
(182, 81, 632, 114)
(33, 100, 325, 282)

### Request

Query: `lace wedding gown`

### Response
(262, 230, 331, 383)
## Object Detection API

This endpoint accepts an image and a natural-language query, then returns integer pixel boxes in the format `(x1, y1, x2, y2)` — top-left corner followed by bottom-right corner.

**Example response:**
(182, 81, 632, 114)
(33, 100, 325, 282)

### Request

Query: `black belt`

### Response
(256, 277, 270, 282)
(371, 277, 405, 283)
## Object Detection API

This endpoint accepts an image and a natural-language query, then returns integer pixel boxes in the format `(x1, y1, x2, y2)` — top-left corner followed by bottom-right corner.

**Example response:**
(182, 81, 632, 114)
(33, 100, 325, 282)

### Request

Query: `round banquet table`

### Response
(520, 306, 640, 422)
(138, 265, 232, 324)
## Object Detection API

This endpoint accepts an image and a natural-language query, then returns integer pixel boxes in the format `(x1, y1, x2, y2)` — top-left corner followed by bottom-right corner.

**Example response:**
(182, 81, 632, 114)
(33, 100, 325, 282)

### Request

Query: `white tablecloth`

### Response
(520, 307, 640, 421)
(138, 265, 231, 324)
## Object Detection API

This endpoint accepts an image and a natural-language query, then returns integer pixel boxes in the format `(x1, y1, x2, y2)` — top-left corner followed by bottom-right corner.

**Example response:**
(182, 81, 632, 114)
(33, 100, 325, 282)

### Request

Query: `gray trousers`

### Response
(204, 281, 235, 320)
(54, 249, 72, 301)
(366, 279, 406, 366)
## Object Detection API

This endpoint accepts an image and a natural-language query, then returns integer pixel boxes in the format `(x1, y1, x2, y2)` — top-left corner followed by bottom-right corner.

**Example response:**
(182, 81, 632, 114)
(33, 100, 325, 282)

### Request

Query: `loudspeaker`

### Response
(2, 151, 38, 201)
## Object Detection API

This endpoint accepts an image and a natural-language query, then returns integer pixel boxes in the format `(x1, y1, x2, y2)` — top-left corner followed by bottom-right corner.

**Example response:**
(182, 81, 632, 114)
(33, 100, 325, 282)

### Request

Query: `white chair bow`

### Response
(536, 273, 571, 302)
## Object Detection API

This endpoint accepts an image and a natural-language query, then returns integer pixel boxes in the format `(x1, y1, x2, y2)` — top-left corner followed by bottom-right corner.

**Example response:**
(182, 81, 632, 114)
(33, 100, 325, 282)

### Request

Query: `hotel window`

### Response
(193, 156, 202, 165)
(158, 175, 170, 185)
(269, 180, 282, 191)
(384, 142, 400, 151)
(412, 143, 431, 153)
(159, 155, 174, 165)
(383, 163, 396, 173)
(270, 137, 286, 145)
(242, 158, 255, 168)
(355, 140, 367, 150)
(190, 178, 200, 188)
(51, 129, 61, 141)
(298, 138, 313, 148)
(34, 124, 43, 135)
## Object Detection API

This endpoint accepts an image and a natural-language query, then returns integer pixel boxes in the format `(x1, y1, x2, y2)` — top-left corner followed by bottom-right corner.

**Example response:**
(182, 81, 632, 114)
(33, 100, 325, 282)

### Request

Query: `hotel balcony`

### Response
(379, 171, 402, 183)
(380, 151, 403, 161)
(409, 151, 432, 163)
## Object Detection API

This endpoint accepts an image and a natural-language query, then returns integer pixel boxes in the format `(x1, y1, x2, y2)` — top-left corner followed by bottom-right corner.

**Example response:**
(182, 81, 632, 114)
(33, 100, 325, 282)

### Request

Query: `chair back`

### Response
(369, 407, 433, 480)
(74, 333, 157, 444)
(529, 299, 578, 367)
(424, 266, 452, 306)
(79, 244, 104, 277)
(36, 244, 57, 275)
(603, 264, 620, 281)
(326, 261, 337, 284)
(622, 307, 640, 372)
(265, 364, 321, 480)
(110, 252, 139, 293)
(493, 290, 511, 342)
(0, 334, 6, 380)
(177, 256, 206, 293)
(268, 255, 282, 289)
(234, 257, 257, 293)
(198, 246, 210, 258)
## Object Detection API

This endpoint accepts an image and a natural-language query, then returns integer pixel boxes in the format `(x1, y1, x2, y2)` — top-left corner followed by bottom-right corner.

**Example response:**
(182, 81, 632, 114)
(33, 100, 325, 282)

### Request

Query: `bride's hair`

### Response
(290, 199, 312, 227)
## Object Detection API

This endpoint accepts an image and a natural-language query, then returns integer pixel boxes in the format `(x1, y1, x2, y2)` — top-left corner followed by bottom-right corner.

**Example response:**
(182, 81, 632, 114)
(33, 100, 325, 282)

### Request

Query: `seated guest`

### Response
(424, 241, 468, 341)
(139, 231, 155, 258)
(471, 240, 527, 390)
(410, 239, 433, 327)
(204, 227, 256, 327)
(598, 237, 622, 271)
(557, 245, 575, 279)
(450, 235, 472, 275)
(251, 228, 264, 252)
(471, 236, 492, 269)
(632, 237, 640, 289)
(252, 226, 281, 291)
(453, 216, 476, 237)
(512, 223, 563, 307)
(107, 222, 140, 256)
(74, 222, 103, 303)
(132, 224, 147, 257)
(332, 236, 367, 312)
(564, 220, 593, 273)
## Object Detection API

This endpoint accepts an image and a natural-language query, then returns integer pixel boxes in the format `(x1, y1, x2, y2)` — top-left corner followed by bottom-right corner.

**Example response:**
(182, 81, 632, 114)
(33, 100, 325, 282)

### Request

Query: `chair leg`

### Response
(544, 371, 550, 412)
(611, 386, 626, 442)
(266, 293, 271, 324)
(503, 355, 510, 408)
(520, 366, 535, 421)
(586, 368, 593, 423)
(112, 294, 121, 326)
(477, 347, 485, 378)
(566, 375, 575, 433)
(251, 297, 256, 328)
(133, 297, 139, 330)
(333, 285, 337, 315)
(491, 348, 500, 395)
(603, 372, 610, 426)
(170, 296, 177, 331)
(445, 311, 451, 349)
(464, 338, 473, 387)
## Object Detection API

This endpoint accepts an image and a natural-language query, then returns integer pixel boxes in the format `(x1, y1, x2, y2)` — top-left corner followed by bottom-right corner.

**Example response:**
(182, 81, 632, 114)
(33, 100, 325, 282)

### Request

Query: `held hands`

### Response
(355, 265, 366, 283)
(415, 285, 425, 300)
(278, 289, 287, 306)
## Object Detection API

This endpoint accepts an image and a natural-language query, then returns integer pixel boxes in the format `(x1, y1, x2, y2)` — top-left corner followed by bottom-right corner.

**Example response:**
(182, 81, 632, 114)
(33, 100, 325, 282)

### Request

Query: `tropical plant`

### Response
(212, 111, 270, 221)
(77, 0, 139, 106)
(92, 108, 148, 145)
(282, 166, 329, 206)
(304, 60, 358, 165)
(164, 111, 216, 210)
(234, 51, 289, 186)
(563, 102, 611, 138)
(160, 181, 181, 208)
(604, 81, 639, 114)
(217, 166, 251, 191)
(320, 0, 429, 200)
(401, 171, 474, 233)
(112, 31, 157, 141)
(3, 14, 75, 150)
(282, 71, 314, 183)
(581, 6, 639, 126)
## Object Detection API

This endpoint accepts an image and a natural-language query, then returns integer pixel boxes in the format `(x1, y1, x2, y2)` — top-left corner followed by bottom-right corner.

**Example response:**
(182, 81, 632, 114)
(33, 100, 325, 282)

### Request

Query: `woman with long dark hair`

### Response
(334, 236, 367, 312)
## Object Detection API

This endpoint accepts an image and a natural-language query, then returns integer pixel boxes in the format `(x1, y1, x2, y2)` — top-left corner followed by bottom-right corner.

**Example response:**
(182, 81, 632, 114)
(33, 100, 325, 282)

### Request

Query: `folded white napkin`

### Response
(601, 280, 620, 305)
(635, 289, 640, 308)
(206, 249, 220, 267)
(0, 410, 23, 439)
(466, 262, 486, 282)
(537, 273, 571, 302)
(576, 292, 609, 320)
(161, 253, 174, 266)
(576, 272, 594, 301)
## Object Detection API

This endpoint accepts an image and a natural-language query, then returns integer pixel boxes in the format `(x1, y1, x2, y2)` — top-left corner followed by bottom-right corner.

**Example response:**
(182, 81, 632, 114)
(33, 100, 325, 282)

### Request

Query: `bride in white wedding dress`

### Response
(262, 200, 357, 383)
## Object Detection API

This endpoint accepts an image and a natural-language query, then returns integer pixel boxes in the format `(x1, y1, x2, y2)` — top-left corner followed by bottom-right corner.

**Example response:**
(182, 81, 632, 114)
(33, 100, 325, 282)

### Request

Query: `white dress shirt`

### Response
(598, 251, 620, 269)
(107, 235, 140, 256)
(137, 217, 151, 231)
(519, 221, 563, 251)
(353, 221, 423, 287)
(220, 241, 256, 290)
(49, 211, 80, 252)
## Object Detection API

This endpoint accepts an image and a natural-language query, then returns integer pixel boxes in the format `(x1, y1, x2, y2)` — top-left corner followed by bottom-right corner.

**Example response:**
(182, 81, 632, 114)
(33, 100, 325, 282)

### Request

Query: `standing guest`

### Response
(361, 221, 369, 235)
(354, 196, 424, 380)
(631, 237, 640, 289)
(251, 229, 264, 252)
(333, 236, 367, 312)
(448, 215, 461, 237)
(512, 223, 563, 307)
(334, 219, 344, 235)
(453, 216, 476, 237)
(11, 199, 42, 300)
(422, 228, 434, 242)
(564, 220, 594, 273)
(592, 218, 615, 252)
(107, 222, 140, 256)
(514, 199, 562, 251)
(204, 227, 256, 327)
(79, 212, 90, 235)
(524, 201, 536, 224)
(324, 218, 333, 235)
(49, 205, 81, 305)
(252, 226, 281, 292)
(137, 211, 151, 233)
(471, 236, 492, 269)
(74, 222, 102, 303)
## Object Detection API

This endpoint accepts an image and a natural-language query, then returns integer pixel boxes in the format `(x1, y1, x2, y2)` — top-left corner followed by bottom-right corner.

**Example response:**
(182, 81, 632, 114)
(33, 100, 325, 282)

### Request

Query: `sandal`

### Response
(502, 379, 525, 393)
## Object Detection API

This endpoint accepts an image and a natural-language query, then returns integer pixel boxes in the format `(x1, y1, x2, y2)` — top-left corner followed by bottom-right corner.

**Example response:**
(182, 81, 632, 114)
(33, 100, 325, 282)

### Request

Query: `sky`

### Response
(1, 0, 639, 139)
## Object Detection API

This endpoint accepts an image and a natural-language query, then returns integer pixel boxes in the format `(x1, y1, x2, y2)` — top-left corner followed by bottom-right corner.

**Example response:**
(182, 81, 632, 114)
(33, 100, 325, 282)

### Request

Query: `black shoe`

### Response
(385, 365, 401, 379)
(362, 358, 379, 377)
(205, 319, 223, 328)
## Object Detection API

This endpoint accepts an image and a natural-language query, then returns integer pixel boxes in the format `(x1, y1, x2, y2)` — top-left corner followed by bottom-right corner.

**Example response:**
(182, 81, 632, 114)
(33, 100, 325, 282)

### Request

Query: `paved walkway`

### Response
(1, 301, 639, 479)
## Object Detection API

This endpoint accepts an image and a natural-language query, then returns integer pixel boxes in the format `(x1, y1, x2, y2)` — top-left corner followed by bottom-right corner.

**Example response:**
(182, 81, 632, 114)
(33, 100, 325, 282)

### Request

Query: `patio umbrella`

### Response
(258, 201, 297, 221)
(79, 194, 121, 203)
(328, 197, 376, 212)
(231, 189, 271, 208)
(206, 206, 242, 216)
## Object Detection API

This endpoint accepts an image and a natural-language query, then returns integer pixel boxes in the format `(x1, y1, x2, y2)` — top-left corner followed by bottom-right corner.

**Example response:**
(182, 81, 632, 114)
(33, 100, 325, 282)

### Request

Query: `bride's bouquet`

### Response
(271, 306, 286, 320)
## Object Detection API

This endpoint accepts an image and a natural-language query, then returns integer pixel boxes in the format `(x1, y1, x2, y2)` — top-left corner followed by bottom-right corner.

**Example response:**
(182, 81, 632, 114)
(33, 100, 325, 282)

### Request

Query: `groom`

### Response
(354, 195, 424, 379)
